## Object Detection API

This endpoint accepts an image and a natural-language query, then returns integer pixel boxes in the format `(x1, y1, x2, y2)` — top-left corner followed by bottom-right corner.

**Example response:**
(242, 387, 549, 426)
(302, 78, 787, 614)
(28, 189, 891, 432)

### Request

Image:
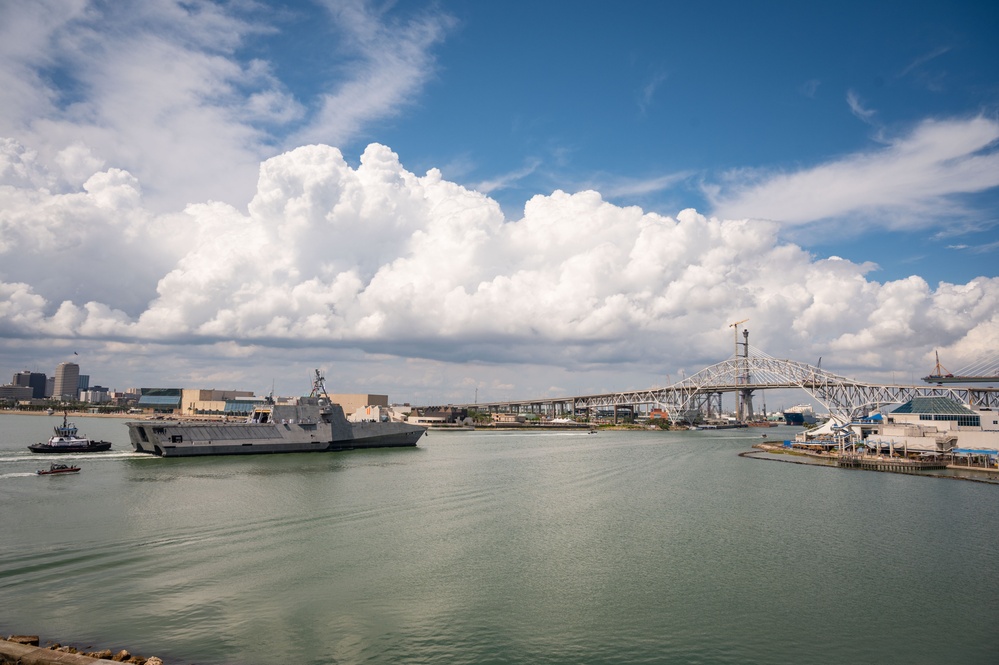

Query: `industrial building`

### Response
(131, 387, 392, 419)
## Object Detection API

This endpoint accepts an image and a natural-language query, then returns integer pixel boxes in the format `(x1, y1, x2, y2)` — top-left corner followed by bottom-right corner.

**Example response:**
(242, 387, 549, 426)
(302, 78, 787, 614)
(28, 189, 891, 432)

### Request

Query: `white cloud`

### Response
(473, 159, 542, 194)
(0, 0, 454, 212)
(638, 71, 668, 114)
(799, 79, 820, 99)
(709, 116, 999, 228)
(1, 140, 997, 401)
(846, 89, 877, 123)
(287, 0, 455, 148)
(600, 171, 694, 199)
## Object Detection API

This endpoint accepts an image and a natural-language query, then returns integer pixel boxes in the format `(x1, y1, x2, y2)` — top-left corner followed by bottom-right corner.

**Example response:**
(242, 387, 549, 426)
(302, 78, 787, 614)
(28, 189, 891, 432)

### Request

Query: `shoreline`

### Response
(1, 409, 135, 419)
(0, 635, 163, 665)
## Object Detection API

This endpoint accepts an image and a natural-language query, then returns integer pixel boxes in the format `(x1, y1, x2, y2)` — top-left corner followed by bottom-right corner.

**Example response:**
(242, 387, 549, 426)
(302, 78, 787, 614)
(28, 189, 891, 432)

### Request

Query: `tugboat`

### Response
(28, 413, 112, 453)
(37, 463, 81, 475)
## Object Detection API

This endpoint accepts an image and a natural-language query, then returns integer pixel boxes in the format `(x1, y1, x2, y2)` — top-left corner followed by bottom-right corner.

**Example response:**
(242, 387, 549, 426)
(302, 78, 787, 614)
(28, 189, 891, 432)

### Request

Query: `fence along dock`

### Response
(837, 454, 948, 474)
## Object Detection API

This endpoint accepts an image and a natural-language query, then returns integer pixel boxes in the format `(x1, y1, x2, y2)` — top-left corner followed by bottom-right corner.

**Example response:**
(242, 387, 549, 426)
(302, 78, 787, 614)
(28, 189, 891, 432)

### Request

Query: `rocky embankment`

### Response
(1, 635, 162, 665)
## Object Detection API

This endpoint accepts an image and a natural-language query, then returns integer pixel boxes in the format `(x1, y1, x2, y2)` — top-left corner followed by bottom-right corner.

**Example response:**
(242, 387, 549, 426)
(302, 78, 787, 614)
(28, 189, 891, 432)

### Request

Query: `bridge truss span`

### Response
(466, 350, 999, 424)
(595, 354, 999, 422)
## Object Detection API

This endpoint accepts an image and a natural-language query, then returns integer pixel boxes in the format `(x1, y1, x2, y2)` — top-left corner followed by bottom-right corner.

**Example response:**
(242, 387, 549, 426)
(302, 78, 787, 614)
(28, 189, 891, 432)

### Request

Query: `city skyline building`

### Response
(12, 371, 47, 399)
(52, 362, 80, 401)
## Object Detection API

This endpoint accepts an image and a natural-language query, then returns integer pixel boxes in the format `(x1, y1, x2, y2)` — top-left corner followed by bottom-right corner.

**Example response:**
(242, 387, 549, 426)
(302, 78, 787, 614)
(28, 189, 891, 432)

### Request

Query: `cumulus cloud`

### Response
(709, 116, 999, 228)
(1, 140, 997, 399)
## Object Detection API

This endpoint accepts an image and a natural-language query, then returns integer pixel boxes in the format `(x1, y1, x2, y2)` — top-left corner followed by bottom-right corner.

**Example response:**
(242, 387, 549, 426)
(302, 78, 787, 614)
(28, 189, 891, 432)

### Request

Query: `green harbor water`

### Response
(1, 412, 997, 664)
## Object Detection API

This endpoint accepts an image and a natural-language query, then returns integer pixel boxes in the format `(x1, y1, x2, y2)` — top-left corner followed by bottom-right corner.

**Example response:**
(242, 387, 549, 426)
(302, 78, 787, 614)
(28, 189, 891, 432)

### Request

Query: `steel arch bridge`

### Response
(464, 348, 999, 423)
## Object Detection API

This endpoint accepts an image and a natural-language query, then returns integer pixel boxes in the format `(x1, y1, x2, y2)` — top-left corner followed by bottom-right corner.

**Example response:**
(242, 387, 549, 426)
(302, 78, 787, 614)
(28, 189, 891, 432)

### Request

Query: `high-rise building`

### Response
(78, 374, 90, 391)
(13, 371, 47, 399)
(52, 362, 80, 400)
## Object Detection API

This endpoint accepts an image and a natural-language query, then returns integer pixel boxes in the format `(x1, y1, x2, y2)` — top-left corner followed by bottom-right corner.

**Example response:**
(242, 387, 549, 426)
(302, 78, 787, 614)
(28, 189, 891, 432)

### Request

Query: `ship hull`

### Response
(28, 441, 113, 453)
(126, 416, 424, 458)
(782, 410, 816, 426)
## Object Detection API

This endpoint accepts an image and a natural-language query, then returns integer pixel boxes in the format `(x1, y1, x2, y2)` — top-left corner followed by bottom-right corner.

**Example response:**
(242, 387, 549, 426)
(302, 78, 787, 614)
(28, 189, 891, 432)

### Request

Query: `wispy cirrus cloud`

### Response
(847, 89, 877, 124)
(898, 45, 952, 92)
(0, 0, 455, 211)
(599, 171, 694, 199)
(799, 79, 821, 99)
(899, 46, 951, 78)
(708, 116, 999, 229)
(473, 159, 542, 194)
(638, 71, 668, 115)
(948, 239, 999, 254)
(288, 0, 455, 148)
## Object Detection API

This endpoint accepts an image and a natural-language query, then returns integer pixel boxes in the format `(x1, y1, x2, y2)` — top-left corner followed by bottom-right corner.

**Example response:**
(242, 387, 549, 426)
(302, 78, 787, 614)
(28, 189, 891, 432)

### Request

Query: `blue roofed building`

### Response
(874, 397, 999, 455)
(137, 388, 182, 413)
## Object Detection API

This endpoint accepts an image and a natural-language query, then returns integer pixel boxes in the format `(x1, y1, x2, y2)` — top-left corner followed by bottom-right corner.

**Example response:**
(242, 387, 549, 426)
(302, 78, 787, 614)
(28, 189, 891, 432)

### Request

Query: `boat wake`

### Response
(0, 451, 151, 463)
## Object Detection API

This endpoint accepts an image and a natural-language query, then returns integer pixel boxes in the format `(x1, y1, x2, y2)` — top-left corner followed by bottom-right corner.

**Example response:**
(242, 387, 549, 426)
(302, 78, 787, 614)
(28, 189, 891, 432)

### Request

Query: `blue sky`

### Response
(251, 0, 999, 283)
(0, 0, 997, 403)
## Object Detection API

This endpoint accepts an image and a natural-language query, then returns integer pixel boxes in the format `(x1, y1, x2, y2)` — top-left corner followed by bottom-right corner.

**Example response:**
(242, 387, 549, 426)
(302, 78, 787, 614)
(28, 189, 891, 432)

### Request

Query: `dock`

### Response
(836, 454, 948, 474)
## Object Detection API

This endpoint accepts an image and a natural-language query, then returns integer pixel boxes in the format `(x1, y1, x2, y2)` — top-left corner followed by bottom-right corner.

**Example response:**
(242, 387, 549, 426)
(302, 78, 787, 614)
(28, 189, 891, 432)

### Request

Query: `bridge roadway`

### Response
(447, 352, 999, 422)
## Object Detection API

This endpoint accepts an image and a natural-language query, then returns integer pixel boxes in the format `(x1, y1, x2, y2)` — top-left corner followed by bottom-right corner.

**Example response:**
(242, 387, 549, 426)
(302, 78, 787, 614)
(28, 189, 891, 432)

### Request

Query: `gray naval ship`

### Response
(125, 371, 425, 457)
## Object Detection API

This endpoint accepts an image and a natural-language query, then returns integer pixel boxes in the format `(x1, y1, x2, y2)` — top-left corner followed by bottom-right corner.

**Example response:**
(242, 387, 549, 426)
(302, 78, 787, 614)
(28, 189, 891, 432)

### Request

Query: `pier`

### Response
(836, 454, 948, 474)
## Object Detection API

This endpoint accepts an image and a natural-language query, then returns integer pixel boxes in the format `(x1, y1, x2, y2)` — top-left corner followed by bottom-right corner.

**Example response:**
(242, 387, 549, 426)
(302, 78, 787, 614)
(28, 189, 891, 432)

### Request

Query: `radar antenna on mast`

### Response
(310, 369, 331, 400)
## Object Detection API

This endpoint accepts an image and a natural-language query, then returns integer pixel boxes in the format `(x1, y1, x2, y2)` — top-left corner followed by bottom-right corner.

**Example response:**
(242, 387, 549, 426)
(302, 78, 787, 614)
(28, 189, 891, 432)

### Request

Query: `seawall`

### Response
(0, 637, 161, 665)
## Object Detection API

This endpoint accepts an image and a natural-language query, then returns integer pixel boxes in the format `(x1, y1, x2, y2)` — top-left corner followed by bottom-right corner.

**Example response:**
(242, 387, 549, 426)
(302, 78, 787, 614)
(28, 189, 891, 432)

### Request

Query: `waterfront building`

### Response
(0, 385, 34, 402)
(180, 388, 257, 416)
(136, 388, 182, 413)
(869, 397, 999, 453)
(348, 405, 393, 423)
(80, 389, 111, 404)
(329, 393, 389, 416)
(493, 413, 527, 425)
(132, 387, 392, 418)
(78, 374, 90, 391)
(52, 362, 80, 400)
(409, 406, 468, 424)
(110, 390, 141, 406)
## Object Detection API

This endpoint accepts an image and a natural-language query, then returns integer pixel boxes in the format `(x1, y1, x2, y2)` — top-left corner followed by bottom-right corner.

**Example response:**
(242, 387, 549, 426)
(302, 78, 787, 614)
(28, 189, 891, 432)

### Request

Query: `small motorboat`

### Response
(28, 412, 112, 453)
(37, 463, 81, 475)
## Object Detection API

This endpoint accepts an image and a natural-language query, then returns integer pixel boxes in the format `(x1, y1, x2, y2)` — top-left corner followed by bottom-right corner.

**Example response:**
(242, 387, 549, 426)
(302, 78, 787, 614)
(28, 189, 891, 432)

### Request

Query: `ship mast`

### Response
(310, 369, 331, 400)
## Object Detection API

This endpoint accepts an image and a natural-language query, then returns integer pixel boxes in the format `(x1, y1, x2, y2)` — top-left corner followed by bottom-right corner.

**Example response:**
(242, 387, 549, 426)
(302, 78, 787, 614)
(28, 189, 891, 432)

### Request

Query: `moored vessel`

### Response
(28, 414, 113, 453)
(782, 404, 817, 426)
(125, 370, 425, 457)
